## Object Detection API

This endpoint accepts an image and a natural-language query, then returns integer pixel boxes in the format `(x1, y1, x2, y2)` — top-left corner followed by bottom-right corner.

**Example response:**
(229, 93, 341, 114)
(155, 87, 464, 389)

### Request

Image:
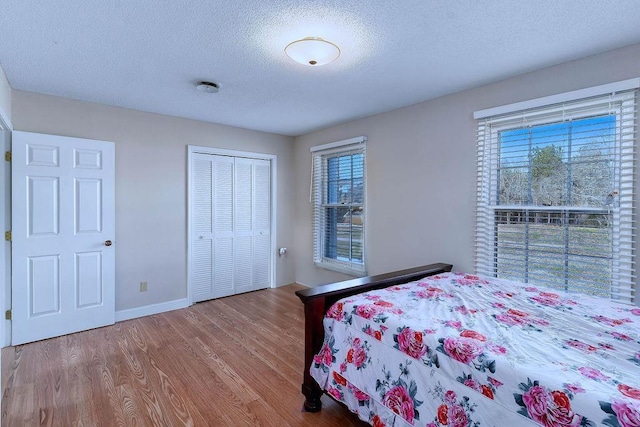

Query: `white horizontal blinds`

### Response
(311, 137, 366, 275)
(476, 89, 637, 302)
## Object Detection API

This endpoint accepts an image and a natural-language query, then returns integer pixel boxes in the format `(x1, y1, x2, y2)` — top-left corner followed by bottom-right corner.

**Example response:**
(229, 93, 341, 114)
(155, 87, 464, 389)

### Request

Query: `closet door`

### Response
(233, 158, 253, 294)
(190, 153, 271, 303)
(212, 155, 235, 298)
(252, 159, 271, 291)
(191, 154, 215, 301)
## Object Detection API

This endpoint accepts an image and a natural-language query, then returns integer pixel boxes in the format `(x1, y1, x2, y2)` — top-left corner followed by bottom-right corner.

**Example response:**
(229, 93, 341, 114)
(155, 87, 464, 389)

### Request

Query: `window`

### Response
(475, 82, 637, 302)
(311, 136, 366, 275)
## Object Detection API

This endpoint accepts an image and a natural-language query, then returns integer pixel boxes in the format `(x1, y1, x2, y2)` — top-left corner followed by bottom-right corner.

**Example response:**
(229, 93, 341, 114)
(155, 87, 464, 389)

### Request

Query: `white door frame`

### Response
(0, 107, 12, 347)
(186, 145, 277, 305)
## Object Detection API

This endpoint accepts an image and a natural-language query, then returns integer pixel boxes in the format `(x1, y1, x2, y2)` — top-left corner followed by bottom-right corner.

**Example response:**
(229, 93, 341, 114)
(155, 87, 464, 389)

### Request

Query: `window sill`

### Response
(314, 261, 367, 277)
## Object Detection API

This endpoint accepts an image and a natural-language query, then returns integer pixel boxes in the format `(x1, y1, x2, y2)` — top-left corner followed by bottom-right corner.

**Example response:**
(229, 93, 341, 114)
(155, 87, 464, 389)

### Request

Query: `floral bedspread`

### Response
(310, 272, 640, 427)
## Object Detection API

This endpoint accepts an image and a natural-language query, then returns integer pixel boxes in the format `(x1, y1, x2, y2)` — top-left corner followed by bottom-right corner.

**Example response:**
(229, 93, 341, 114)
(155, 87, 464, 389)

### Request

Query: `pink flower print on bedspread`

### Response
(439, 403, 468, 427)
(326, 302, 345, 321)
(348, 303, 390, 332)
(395, 327, 427, 359)
(493, 290, 516, 299)
(327, 385, 344, 401)
(460, 329, 487, 342)
(456, 372, 500, 400)
(453, 274, 488, 287)
(526, 290, 579, 309)
(493, 308, 549, 330)
(372, 299, 394, 308)
(383, 385, 417, 424)
(515, 379, 582, 427)
(313, 335, 338, 372)
(591, 315, 632, 327)
(565, 339, 599, 353)
(600, 399, 640, 427)
(347, 383, 370, 402)
(363, 324, 387, 341)
(371, 415, 386, 427)
(437, 336, 496, 373)
(354, 304, 381, 319)
(372, 299, 404, 315)
(444, 320, 462, 329)
(524, 388, 581, 427)
(578, 366, 610, 381)
(345, 337, 370, 370)
(452, 305, 478, 315)
(329, 371, 372, 407)
(351, 303, 391, 323)
(442, 337, 482, 364)
(530, 291, 563, 307)
(427, 386, 480, 427)
(618, 384, 640, 401)
(413, 284, 452, 300)
(611, 331, 635, 341)
(494, 309, 529, 326)
(394, 326, 439, 367)
(377, 363, 424, 424)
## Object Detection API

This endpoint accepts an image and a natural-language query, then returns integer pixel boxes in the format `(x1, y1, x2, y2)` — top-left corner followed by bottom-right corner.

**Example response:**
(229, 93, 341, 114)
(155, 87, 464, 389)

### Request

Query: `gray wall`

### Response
(292, 43, 640, 290)
(0, 66, 10, 125)
(12, 91, 295, 311)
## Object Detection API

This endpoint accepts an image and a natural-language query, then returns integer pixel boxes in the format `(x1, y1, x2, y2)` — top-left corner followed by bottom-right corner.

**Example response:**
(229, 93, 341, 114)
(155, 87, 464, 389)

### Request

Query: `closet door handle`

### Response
(104, 240, 113, 247)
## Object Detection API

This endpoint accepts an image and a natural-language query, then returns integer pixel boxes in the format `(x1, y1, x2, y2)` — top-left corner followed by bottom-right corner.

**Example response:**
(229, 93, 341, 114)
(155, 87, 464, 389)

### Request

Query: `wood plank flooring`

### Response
(2, 284, 368, 426)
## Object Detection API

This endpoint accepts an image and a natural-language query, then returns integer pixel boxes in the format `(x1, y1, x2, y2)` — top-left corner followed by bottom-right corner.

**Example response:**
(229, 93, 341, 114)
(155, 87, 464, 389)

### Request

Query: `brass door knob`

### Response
(105, 240, 113, 246)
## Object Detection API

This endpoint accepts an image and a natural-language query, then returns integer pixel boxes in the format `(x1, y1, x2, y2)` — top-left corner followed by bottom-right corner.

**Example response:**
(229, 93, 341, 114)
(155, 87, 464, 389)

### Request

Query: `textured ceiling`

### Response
(2, 1, 640, 136)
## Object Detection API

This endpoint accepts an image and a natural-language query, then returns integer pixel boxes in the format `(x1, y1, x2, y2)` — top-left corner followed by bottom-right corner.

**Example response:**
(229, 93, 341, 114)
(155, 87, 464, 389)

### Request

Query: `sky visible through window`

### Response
(327, 153, 364, 203)
(498, 114, 616, 208)
(500, 115, 615, 157)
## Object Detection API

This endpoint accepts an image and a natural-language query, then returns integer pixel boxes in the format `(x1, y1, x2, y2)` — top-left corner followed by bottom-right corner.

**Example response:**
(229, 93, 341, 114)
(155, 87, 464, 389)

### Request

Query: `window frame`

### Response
(475, 83, 637, 302)
(311, 137, 367, 276)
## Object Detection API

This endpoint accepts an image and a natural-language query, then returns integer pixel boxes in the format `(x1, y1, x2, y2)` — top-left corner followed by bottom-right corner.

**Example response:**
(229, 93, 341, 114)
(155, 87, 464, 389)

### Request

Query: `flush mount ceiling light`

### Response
(284, 37, 340, 66)
(196, 81, 219, 93)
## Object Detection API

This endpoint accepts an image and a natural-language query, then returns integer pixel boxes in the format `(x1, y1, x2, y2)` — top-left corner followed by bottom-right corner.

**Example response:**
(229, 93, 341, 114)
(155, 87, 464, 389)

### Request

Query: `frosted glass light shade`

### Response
(285, 37, 340, 66)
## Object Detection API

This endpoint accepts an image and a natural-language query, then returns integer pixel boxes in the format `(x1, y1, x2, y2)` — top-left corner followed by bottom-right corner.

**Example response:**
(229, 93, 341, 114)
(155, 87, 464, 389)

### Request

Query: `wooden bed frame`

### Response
(295, 262, 453, 412)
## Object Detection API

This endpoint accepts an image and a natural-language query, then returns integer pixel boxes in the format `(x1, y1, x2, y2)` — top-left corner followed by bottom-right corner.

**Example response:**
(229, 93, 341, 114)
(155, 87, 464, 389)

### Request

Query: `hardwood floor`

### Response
(1, 284, 369, 426)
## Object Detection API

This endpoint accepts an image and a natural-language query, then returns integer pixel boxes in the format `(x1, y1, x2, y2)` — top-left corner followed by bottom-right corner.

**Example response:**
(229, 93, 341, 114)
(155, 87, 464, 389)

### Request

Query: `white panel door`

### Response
(190, 153, 271, 303)
(11, 131, 115, 345)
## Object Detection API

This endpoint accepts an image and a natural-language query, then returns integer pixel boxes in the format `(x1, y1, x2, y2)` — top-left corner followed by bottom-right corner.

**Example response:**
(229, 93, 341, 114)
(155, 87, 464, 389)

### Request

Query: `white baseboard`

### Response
(115, 298, 190, 322)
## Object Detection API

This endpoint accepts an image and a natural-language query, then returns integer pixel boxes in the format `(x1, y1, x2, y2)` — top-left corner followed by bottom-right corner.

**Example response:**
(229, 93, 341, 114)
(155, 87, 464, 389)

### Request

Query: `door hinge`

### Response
(5, 310, 11, 320)
(4, 231, 10, 242)
(4, 151, 10, 162)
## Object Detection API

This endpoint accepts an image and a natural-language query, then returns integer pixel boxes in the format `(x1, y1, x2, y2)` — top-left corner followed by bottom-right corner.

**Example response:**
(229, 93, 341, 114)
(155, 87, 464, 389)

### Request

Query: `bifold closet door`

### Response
(191, 154, 271, 302)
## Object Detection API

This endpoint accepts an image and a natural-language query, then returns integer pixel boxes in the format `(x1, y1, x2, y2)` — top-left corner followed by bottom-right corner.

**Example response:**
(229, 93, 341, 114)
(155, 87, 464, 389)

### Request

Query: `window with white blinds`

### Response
(475, 83, 637, 302)
(311, 136, 366, 276)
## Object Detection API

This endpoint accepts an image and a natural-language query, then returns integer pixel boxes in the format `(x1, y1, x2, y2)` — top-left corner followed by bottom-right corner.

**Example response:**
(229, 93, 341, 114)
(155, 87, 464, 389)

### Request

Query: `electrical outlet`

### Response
(140, 281, 148, 292)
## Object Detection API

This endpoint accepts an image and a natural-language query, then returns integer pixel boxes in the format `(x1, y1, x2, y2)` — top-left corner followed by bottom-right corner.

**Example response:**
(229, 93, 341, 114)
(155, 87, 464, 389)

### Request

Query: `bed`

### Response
(295, 263, 640, 427)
